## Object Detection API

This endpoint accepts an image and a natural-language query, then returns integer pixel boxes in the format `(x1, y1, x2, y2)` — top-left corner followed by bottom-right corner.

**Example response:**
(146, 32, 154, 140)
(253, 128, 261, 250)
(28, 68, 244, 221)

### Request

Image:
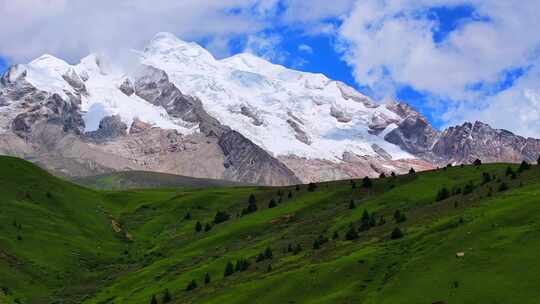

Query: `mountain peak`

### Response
(144, 32, 215, 62)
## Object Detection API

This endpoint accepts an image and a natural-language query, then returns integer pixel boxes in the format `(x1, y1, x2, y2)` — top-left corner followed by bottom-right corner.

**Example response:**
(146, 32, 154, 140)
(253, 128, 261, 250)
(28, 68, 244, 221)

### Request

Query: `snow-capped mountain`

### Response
(1, 32, 538, 184)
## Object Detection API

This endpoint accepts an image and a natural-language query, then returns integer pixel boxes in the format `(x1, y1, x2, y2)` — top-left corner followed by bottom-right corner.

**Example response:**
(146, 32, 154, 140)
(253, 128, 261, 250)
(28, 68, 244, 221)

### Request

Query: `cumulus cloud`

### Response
(0, 0, 275, 63)
(298, 44, 313, 54)
(337, 0, 540, 135)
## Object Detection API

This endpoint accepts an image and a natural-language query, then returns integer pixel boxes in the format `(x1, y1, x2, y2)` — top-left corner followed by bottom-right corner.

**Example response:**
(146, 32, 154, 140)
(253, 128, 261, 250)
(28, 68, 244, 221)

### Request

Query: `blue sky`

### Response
(1, 0, 539, 136)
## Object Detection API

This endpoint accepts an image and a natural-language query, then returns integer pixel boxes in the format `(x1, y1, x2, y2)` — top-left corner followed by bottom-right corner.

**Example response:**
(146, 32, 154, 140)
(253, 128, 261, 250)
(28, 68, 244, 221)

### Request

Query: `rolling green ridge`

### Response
(1, 156, 540, 303)
(73, 171, 246, 190)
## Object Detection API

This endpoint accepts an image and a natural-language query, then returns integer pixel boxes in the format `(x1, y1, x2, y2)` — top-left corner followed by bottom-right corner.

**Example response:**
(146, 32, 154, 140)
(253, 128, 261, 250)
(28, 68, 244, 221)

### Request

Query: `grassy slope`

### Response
(73, 171, 246, 191)
(1, 156, 540, 303)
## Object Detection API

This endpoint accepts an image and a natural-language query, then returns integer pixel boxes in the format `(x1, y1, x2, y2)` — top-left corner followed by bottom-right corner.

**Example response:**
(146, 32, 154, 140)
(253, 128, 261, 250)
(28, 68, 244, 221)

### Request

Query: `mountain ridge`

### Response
(0, 32, 538, 184)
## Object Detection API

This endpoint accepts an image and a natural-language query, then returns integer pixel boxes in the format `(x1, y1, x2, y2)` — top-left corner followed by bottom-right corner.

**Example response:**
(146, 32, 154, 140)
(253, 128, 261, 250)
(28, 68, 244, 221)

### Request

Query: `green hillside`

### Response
(73, 171, 246, 190)
(1, 156, 540, 303)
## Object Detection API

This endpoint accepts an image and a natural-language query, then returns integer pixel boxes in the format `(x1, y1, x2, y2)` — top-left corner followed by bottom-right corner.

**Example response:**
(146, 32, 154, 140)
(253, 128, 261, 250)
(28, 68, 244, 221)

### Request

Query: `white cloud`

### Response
(298, 44, 313, 54)
(0, 0, 275, 63)
(336, 0, 540, 135)
(244, 33, 288, 63)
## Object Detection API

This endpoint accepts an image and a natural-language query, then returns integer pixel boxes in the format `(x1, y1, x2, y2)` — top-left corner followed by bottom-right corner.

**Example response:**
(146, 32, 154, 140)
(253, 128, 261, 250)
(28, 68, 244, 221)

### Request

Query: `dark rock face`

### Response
(432, 121, 540, 164)
(133, 65, 301, 185)
(240, 106, 264, 126)
(286, 119, 311, 145)
(85, 115, 128, 141)
(118, 78, 135, 96)
(12, 93, 85, 138)
(62, 69, 87, 96)
(218, 130, 301, 185)
(384, 102, 440, 157)
(384, 102, 540, 165)
(133, 65, 224, 136)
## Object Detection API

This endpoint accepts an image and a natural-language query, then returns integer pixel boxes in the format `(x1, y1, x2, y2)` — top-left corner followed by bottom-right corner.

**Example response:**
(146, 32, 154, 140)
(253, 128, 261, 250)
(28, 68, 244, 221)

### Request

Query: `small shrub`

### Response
(436, 187, 450, 201)
(390, 227, 404, 239)
(186, 279, 197, 291)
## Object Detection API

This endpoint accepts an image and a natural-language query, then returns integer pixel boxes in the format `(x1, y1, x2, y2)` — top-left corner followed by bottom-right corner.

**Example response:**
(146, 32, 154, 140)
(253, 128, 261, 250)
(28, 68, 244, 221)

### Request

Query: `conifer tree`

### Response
(287, 243, 293, 252)
(308, 182, 318, 192)
(247, 194, 258, 213)
(204, 272, 211, 285)
(195, 221, 202, 232)
(204, 223, 212, 232)
(409, 167, 416, 174)
(473, 159, 482, 166)
(214, 210, 231, 224)
(362, 176, 372, 188)
(264, 247, 273, 259)
(346, 225, 359, 240)
(150, 294, 158, 304)
(184, 212, 192, 220)
(224, 261, 234, 277)
(288, 191, 293, 199)
(293, 244, 302, 255)
(332, 231, 339, 240)
(267, 264, 273, 272)
(391, 227, 404, 239)
(436, 187, 450, 201)
(379, 172, 386, 179)
(186, 279, 198, 291)
(518, 161, 531, 173)
(348, 200, 356, 209)
(268, 198, 277, 208)
(393, 210, 406, 223)
(391, 171, 396, 178)
(162, 289, 172, 303)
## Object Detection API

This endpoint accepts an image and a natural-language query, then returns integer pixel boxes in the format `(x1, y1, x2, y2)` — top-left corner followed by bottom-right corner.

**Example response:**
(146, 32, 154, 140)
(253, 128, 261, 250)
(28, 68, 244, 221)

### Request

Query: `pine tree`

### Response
(379, 172, 386, 179)
(267, 264, 273, 272)
(287, 243, 293, 252)
(391, 171, 396, 178)
(369, 213, 377, 227)
(505, 166, 514, 176)
(473, 158, 482, 166)
(390, 227, 404, 239)
(409, 167, 416, 174)
(537, 154, 540, 165)
(348, 200, 356, 209)
(268, 198, 277, 208)
(295, 185, 300, 191)
(288, 191, 293, 199)
(224, 261, 234, 277)
(162, 289, 172, 303)
(498, 182, 509, 192)
(436, 187, 450, 201)
(482, 172, 492, 184)
(517, 161, 531, 173)
(362, 176, 372, 188)
(293, 244, 302, 255)
(313, 239, 321, 249)
(393, 210, 406, 223)
(204, 272, 211, 285)
(332, 231, 339, 240)
(214, 210, 231, 224)
(150, 294, 158, 304)
(204, 223, 212, 232)
(308, 182, 318, 192)
(345, 225, 359, 240)
(264, 247, 273, 259)
(360, 210, 371, 231)
(378, 215, 386, 226)
(186, 279, 198, 291)
(195, 221, 202, 232)
(247, 194, 258, 213)
(184, 212, 192, 220)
